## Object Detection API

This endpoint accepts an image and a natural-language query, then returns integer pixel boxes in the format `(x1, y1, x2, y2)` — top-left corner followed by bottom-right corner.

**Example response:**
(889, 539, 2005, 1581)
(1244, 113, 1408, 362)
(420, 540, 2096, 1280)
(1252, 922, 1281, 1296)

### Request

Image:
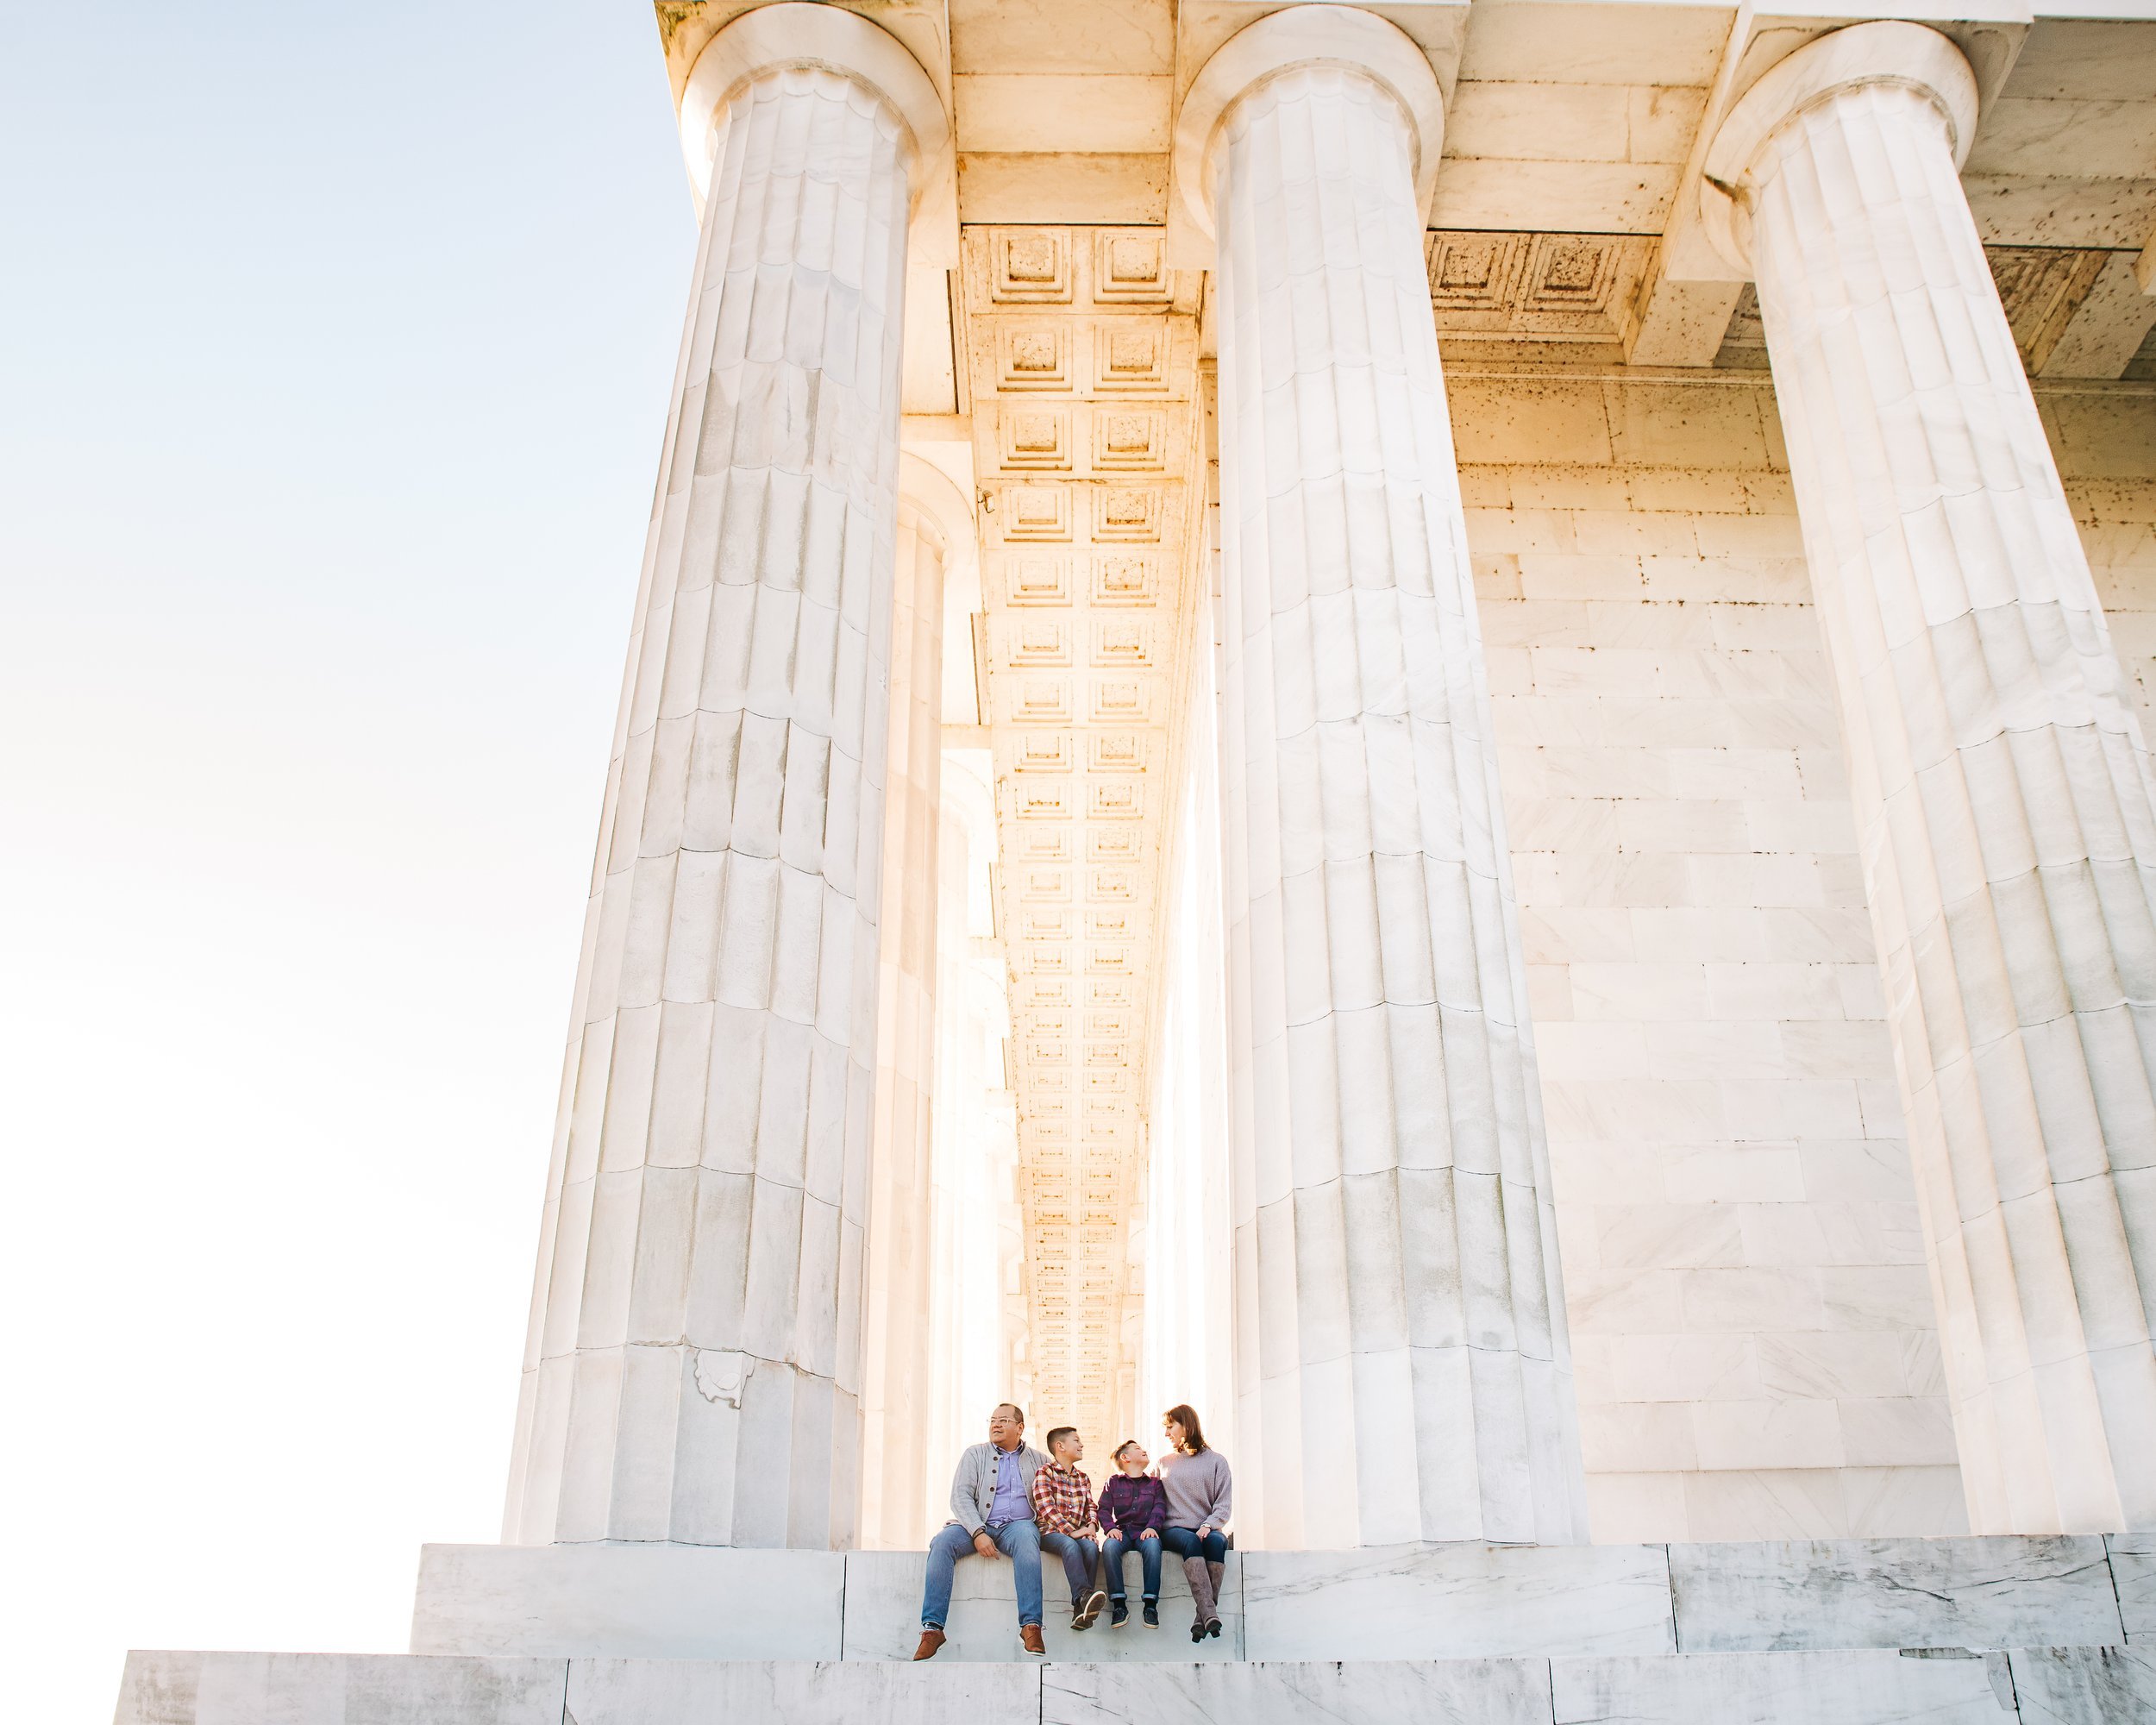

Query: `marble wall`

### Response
(1455, 370, 2156, 1544)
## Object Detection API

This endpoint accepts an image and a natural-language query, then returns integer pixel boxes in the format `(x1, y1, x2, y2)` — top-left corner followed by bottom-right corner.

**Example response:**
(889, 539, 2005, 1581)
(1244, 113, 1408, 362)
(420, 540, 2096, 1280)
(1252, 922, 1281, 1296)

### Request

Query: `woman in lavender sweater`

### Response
(1157, 1403, 1232, 1642)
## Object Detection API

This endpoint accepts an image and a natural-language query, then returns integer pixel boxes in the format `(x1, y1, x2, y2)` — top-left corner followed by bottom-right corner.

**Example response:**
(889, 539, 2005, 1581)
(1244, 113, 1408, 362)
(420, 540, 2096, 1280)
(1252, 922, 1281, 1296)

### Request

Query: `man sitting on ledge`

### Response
(915, 1402, 1049, 1659)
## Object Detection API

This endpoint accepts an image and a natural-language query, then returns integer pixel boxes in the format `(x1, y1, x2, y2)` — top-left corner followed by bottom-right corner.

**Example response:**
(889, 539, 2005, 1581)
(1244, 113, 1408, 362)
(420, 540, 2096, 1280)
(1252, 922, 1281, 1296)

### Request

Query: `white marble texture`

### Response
(1241, 1542, 1675, 1659)
(409, 1544, 843, 1660)
(1718, 22, 2156, 1533)
(2112, 1533, 2156, 1640)
(859, 490, 947, 1551)
(1206, 20, 1588, 1551)
(1041, 1657, 1555, 1724)
(501, 33, 925, 1548)
(134, 1644, 2156, 1725)
(2009, 1645, 2156, 1724)
(114, 1653, 567, 1725)
(921, 751, 1028, 1481)
(1551, 1647, 2015, 1725)
(564, 1658, 1038, 1724)
(840, 1549, 1243, 1661)
(1669, 1535, 2122, 1653)
(1457, 370, 1967, 1545)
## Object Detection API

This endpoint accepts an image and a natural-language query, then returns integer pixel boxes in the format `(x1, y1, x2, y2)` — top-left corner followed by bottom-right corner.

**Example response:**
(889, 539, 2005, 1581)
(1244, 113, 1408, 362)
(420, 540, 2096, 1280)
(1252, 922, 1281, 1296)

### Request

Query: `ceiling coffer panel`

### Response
(962, 227, 1206, 1445)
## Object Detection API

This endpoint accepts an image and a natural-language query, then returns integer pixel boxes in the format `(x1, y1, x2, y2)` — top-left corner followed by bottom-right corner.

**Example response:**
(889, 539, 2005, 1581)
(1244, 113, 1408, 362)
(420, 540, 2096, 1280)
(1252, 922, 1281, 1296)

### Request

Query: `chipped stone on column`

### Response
(1179, 5, 1589, 1547)
(1703, 19, 2156, 1533)
(501, 4, 949, 1552)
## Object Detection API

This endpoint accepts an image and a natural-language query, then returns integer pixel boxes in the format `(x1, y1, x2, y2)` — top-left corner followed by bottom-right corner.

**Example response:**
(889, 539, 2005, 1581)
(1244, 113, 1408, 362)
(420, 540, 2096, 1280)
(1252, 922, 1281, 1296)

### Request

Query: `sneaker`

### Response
(1142, 1601, 1158, 1627)
(1074, 1585, 1108, 1629)
(1110, 1600, 1129, 1627)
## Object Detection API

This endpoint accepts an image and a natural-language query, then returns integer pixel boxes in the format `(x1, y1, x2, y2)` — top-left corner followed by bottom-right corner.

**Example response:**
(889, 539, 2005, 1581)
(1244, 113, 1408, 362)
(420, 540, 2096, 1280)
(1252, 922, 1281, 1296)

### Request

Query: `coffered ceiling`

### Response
(957, 227, 1208, 1443)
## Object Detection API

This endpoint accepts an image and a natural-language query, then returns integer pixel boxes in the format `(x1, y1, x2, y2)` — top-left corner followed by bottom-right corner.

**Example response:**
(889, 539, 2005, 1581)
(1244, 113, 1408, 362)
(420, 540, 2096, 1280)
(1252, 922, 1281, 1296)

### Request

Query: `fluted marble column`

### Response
(502, 6, 948, 1551)
(1179, 7, 1589, 1547)
(858, 457, 968, 1549)
(1704, 22, 2156, 1533)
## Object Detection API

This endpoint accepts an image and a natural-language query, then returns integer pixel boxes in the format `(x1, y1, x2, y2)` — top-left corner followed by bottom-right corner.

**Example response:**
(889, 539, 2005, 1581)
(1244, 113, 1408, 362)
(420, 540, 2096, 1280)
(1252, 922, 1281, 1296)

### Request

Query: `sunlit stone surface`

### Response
(501, 9, 937, 1552)
(115, 0, 2156, 1716)
(1202, 16, 1588, 1546)
(1705, 20, 2156, 1536)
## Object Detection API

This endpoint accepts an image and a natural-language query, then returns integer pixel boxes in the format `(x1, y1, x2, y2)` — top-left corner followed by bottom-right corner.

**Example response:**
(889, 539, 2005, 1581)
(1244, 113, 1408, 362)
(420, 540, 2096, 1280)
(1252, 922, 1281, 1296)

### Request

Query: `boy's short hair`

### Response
(1113, 1438, 1142, 1462)
(1044, 1425, 1079, 1452)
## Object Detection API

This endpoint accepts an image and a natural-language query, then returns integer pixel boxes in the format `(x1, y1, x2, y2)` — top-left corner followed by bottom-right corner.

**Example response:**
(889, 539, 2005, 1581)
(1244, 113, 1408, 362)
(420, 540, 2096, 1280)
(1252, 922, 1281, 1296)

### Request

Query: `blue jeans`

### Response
(1101, 1532, 1162, 1601)
(1161, 1526, 1227, 1565)
(921, 1518, 1044, 1628)
(1038, 1529, 1101, 1606)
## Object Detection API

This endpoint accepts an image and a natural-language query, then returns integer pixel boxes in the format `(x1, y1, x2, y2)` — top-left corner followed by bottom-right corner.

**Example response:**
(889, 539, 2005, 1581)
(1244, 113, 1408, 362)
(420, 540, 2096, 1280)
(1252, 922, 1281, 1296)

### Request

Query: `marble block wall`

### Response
(1457, 371, 1947, 1543)
(1454, 370, 2156, 1543)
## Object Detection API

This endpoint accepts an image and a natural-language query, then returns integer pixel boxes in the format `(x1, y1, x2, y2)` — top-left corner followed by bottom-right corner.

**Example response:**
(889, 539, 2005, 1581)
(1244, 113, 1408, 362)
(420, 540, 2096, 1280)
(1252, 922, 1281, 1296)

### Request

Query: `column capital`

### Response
(1169, 4, 1444, 259)
(677, 2, 955, 261)
(1700, 20, 1978, 274)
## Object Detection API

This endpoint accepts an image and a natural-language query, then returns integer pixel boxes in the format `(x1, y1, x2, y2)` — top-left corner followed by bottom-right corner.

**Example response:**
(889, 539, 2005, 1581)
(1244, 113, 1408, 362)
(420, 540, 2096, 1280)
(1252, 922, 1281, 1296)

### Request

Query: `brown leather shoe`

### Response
(1020, 1623, 1047, 1656)
(912, 1628, 945, 1661)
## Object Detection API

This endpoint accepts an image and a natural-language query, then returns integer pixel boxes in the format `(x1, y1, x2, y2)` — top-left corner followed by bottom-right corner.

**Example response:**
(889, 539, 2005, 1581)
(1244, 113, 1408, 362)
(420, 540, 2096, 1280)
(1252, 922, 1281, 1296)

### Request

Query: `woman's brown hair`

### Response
(1163, 1403, 1207, 1453)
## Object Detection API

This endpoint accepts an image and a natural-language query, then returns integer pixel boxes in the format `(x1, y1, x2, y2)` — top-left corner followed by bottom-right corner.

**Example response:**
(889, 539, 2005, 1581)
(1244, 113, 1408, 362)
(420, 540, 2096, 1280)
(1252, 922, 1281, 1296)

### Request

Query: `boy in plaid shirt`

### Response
(1030, 1427, 1108, 1629)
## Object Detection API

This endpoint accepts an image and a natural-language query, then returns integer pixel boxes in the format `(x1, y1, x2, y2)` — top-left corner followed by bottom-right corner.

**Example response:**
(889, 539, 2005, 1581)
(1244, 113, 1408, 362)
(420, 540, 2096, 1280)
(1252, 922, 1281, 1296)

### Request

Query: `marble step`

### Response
(408, 1533, 2153, 1663)
(114, 1643, 2156, 1724)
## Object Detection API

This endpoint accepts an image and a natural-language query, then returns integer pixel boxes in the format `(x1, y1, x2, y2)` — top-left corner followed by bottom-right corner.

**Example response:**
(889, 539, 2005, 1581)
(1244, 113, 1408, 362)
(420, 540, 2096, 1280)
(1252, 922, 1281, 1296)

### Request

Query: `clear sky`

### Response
(0, 6, 696, 1717)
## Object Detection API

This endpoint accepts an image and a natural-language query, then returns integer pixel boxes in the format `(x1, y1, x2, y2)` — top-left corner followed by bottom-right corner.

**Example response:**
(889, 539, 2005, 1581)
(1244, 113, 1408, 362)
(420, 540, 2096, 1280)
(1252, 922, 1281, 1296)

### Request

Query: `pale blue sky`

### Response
(0, 6, 697, 1717)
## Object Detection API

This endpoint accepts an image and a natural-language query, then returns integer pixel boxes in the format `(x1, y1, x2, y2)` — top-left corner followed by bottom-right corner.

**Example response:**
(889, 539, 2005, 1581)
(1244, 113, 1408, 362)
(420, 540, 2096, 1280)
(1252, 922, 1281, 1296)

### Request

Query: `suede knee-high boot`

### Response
(1181, 1555, 1216, 1640)
(1205, 1560, 1225, 1634)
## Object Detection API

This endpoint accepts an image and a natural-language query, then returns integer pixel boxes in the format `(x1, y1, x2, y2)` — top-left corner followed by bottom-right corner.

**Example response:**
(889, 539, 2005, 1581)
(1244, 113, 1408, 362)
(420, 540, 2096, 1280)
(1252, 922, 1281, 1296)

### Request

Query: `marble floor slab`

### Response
(2007, 1645, 2156, 1724)
(410, 1543, 844, 1659)
(840, 1549, 1242, 1660)
(1041, 1658, 1556, 1724)
(1668, 1535, 2123, 1653)
(1551, 1647, 2017, 1724)
(1241, 1542, 1677, 1659)
(563, 1657, 1039, 1723)
(114, 1652, 568, 1725)
(2109, 1534, 2156, 1642)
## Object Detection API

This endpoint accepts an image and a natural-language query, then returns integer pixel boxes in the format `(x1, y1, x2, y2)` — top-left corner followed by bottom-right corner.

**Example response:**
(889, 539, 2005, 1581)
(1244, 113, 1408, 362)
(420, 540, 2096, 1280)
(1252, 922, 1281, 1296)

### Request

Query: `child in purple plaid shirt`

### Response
(1095, 1440, 1169, 1626)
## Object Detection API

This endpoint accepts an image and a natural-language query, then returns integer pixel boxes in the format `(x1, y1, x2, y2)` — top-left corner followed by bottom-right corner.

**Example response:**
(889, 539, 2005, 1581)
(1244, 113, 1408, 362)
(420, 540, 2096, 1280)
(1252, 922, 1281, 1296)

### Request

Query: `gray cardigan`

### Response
(946, 1440, 1050, 1534)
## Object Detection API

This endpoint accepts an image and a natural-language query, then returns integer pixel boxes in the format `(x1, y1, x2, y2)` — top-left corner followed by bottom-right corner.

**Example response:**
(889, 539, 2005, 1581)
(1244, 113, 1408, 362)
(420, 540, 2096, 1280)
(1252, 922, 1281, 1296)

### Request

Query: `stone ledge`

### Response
(115, 1645, 2156, 1724)
(409, 1534, 2140, 1664)
(1240, 1541, 1677, 1657)
(1668, 1535, 2123, 1653)
(411, 1544, 844, 1660)
(2110, 1533, 2156, 1642)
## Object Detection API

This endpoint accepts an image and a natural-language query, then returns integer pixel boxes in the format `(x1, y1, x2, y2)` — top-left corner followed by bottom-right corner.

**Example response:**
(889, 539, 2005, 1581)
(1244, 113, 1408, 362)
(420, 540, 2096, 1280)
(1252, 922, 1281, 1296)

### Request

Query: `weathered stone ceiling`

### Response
(1714, 244, 2156, 378)
(958, 227, 1205, 1442)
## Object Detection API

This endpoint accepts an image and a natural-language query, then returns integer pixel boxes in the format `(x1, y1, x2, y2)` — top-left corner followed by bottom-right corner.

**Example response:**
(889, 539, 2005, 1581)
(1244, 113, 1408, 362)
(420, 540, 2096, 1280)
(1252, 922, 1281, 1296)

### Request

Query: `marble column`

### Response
(1177, 7, 1589, 1547)
(857, 456, 967, 1549)
(501, 5, 949, 1551)
(1702, 21, 2156, 1533)
(924, 748, 1026, 1480)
